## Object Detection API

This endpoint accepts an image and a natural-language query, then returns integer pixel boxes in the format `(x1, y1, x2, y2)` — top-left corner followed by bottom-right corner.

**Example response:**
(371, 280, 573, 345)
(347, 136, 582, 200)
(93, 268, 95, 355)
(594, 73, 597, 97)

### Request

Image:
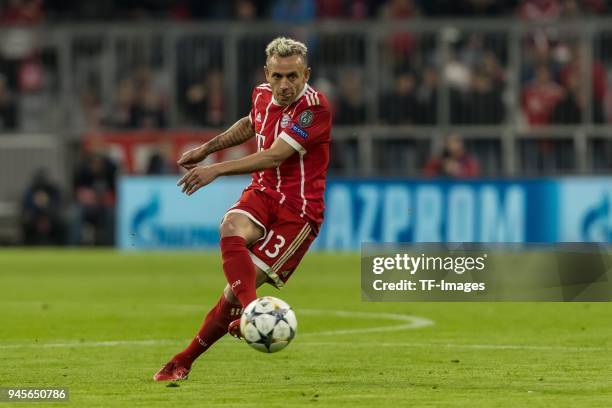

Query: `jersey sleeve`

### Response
(279, 103, 331, 155)
(248, 87, 257, 127)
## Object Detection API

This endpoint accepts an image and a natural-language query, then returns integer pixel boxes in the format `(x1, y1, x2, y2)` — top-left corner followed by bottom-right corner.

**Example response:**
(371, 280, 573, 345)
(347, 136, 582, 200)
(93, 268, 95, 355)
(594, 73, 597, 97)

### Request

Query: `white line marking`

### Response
(1, 305, 608, 352)
(0, 309, 432, 349)
(298, 309, 434, 336)
(0, 340, 180, 349)
(0, 340, 607, 353)
(292, 342, 611, 352)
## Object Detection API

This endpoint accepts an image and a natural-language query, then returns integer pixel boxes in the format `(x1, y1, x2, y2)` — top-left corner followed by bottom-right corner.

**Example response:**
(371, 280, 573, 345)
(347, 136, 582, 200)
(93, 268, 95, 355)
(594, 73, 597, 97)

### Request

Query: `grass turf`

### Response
(0, 250, 611, 407)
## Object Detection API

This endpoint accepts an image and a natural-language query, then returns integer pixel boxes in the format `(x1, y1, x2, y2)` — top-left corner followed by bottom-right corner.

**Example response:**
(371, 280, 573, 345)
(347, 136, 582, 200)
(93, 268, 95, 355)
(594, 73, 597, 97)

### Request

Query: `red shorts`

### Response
(223, 188, 317, 288)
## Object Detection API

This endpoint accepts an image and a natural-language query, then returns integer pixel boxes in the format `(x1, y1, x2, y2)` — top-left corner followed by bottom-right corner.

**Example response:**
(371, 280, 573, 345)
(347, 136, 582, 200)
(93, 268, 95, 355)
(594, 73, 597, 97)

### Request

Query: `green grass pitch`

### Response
(1, 250, 611, 407)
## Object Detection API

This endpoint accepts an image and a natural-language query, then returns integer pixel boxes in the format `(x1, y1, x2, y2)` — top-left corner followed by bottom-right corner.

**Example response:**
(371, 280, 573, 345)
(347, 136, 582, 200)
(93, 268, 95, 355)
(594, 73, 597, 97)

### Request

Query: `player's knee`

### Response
(220, 216, 245, 239)
(221, 214, 264, 243)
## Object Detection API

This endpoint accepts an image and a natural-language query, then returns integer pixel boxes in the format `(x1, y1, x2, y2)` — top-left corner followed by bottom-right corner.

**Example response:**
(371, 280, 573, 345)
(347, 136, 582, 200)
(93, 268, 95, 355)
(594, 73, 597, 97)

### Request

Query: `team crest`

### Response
(298, 110, 313, 127)
(281, 113, 291, 128)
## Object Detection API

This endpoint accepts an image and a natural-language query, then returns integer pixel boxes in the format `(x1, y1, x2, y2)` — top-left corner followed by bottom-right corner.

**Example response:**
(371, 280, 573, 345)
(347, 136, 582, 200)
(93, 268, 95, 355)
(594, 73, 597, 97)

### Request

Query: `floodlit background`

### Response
(0, 0, 610, 248)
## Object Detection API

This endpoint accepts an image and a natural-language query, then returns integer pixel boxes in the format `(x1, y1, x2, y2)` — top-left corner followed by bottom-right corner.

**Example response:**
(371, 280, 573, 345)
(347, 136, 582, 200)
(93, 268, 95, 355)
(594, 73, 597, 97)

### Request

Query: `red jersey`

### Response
(247, 82, 331, 228)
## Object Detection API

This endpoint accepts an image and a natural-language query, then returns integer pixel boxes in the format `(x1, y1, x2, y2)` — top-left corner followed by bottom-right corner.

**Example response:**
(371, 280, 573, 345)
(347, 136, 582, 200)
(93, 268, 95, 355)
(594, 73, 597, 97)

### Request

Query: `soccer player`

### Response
(154, 37, 332, 381)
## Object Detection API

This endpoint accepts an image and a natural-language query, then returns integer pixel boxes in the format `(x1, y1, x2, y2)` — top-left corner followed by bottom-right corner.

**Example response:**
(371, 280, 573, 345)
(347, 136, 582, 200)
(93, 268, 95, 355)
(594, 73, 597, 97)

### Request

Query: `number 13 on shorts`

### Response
(258, 230, 286, 258)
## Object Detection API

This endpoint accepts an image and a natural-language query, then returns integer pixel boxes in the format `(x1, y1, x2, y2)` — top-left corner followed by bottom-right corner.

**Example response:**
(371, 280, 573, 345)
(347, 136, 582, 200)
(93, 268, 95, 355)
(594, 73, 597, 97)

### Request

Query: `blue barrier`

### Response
(117, 176, 612, 250)
(117, 176, 246, 249)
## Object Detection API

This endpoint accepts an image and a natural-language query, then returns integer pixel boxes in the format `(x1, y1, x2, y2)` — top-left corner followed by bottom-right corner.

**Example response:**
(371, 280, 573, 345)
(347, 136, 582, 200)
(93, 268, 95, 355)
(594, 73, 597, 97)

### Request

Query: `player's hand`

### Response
(177, 165, 219, 195)
(177, 145, 208, 170)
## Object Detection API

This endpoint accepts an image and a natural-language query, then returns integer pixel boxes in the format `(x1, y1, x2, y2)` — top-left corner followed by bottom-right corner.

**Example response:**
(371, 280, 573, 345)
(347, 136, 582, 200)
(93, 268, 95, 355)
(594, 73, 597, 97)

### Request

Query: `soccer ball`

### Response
(240, 296, 297, 353)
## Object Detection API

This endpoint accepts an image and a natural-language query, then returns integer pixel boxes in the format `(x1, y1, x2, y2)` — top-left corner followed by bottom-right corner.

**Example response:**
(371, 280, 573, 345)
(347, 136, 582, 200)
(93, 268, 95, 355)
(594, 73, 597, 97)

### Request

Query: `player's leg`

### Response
(169, 212, 265, 358)
(154, 191, 272, 381)
(186, 210, 275, 356)
(153, 267, 271, 382)
(172, 268, 269, 362)
(178, 266, 271, 364)
(223, 215, 315, 341)
(218, 212, 264, 308)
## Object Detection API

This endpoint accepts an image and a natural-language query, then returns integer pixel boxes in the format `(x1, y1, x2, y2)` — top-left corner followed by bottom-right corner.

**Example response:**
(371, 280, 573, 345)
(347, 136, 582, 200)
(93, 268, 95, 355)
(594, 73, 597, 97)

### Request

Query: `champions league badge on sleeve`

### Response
(298, 110, 313, 127)
(290, 123, 309, 139)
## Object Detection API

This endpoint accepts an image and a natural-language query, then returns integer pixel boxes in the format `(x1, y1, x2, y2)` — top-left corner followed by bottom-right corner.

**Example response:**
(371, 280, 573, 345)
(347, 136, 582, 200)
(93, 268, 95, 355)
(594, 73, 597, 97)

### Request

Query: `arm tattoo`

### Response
(203, 116, 255, 154)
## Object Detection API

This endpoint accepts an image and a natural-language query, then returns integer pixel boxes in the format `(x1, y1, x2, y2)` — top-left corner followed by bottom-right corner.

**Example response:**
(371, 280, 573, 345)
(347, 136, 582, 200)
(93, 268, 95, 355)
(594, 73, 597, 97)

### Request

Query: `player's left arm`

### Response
(177, 138, 296, 196)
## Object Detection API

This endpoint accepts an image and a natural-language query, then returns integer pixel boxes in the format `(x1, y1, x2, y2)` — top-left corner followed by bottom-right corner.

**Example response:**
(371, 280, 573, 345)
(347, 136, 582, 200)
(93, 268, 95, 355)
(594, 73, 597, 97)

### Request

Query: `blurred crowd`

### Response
(21, 149, 117, 246)
(61, 30, 612, 132)
(0, 0, 611, 132)
(0, 0, 610, 22)
(19, 131, 479, 246)
(2, 0, 612, 245)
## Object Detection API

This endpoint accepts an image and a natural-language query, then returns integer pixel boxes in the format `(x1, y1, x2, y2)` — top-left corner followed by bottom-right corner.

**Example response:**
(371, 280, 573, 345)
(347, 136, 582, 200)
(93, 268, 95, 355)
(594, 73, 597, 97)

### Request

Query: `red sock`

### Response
(174, 294, 242, 367)
(220, 236, 257, 308)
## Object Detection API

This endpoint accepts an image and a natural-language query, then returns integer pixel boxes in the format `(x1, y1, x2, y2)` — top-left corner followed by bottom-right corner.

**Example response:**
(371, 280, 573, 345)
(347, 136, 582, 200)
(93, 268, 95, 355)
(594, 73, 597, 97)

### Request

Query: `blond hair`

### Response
(265, 37, 308, 64)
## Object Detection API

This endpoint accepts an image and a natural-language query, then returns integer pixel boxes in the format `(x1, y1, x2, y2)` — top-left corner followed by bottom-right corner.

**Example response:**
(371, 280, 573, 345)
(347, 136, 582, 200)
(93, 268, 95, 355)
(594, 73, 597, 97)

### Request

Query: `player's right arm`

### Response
(177, 116, 255, 169)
